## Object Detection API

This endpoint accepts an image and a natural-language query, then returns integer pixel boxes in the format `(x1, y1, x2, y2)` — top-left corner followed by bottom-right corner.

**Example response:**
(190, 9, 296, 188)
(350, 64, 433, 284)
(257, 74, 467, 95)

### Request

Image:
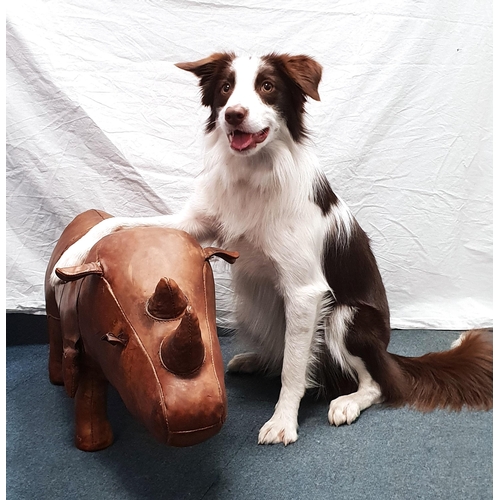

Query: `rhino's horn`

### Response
(146, 277, 188, 321)
(160, 305, 205, 376)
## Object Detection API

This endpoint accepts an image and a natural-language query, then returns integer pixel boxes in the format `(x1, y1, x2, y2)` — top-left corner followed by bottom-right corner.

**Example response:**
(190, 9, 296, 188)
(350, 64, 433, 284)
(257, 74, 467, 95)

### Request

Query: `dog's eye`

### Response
(261, 81, 274, 93)
(221, 82, 232, 94)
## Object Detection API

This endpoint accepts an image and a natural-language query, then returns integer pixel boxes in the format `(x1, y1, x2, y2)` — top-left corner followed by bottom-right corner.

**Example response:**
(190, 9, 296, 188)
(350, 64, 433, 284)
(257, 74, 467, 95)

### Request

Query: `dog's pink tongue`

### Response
(231, 132, 254, 151)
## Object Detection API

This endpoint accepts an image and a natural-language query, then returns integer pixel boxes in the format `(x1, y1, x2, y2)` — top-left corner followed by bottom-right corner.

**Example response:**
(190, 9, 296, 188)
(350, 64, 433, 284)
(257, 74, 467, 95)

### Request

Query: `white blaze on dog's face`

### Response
(219, 56, 275, 155)
(176, 53, 322, 156)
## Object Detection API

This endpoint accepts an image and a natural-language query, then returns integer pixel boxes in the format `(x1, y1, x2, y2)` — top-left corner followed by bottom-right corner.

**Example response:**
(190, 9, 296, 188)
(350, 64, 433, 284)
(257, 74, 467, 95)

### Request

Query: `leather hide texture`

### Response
(45, 209, 238, 450)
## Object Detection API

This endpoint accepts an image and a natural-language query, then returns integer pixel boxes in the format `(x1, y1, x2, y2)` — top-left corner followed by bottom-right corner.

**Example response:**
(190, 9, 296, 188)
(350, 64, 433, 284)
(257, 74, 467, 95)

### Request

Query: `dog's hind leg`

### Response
(226, 352, 264, 374)
(324, 304, 396, 426)
(328, 356, 383, 426)
(227, 273, 286, 376)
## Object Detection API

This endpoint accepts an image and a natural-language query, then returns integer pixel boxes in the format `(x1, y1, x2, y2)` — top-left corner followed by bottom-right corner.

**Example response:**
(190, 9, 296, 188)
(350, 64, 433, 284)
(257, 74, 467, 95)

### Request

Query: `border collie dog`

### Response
(53, 52, 492, 445)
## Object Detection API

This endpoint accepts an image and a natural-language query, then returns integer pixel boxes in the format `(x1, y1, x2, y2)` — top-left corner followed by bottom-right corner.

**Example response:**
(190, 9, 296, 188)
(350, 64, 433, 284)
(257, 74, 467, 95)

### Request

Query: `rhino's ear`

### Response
(55, 262, 103, 282)
(203, 247, 239, 264)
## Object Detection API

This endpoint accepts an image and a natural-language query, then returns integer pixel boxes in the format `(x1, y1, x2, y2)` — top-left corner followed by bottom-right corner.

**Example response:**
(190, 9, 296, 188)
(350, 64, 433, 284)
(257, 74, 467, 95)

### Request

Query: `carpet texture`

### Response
(6, 329, 492, 500)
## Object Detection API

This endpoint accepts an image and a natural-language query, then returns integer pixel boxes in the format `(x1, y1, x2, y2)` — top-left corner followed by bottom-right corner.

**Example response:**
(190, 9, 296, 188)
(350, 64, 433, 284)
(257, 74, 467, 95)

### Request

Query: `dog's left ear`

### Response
(279, 55, 322, 101)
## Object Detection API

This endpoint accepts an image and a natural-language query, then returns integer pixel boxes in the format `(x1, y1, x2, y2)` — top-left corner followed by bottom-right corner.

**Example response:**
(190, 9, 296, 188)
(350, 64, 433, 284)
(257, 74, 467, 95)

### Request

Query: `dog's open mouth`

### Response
(228, 128, 270, 152)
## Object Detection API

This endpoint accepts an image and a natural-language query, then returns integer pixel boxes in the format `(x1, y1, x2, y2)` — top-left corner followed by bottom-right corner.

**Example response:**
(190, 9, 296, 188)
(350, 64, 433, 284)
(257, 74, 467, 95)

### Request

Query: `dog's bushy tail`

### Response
(387, 328, 493, 411)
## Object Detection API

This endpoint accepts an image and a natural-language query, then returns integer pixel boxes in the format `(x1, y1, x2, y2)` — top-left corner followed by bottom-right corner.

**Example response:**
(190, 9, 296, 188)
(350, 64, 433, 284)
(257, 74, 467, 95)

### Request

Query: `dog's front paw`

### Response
(258, 415, 298, 446)
(227, 353, 261, 374)
(328, 395, 361, 426)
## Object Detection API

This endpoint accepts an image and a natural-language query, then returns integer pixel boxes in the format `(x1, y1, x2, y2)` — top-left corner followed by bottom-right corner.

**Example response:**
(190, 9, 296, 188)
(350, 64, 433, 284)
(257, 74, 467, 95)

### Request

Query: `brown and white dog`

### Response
(52, 52, 493, 445)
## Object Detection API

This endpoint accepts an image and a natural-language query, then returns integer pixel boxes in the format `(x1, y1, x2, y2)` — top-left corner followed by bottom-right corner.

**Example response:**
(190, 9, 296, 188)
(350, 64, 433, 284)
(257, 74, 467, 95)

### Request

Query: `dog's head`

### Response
(176, 53, 322, 155)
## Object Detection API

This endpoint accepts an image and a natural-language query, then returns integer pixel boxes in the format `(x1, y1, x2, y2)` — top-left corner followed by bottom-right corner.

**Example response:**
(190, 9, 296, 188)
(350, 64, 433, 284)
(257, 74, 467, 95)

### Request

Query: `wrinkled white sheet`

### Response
(6, 0, 492, 329)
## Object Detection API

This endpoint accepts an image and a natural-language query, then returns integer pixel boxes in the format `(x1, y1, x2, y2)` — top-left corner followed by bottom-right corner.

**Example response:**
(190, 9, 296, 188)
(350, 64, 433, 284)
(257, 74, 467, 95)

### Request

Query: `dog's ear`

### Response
(279, 55, 322, 101)
(175, 53, 233, 78)
(176, 53, 235, 107)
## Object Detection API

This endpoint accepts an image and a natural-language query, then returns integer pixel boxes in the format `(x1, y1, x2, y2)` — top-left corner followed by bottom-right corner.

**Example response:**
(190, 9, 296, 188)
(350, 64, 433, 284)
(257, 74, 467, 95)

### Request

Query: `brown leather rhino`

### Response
(45, 209, 238, 451)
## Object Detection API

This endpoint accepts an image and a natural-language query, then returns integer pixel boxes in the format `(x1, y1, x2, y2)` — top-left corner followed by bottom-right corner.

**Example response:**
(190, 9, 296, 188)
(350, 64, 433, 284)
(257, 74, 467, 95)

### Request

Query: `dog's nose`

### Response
(225, 106, 248, 127)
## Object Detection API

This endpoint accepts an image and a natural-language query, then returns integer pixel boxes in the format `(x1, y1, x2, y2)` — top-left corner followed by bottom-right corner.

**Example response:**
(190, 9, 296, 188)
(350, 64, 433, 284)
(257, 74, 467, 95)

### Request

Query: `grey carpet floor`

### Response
(6, 330, 492, 500)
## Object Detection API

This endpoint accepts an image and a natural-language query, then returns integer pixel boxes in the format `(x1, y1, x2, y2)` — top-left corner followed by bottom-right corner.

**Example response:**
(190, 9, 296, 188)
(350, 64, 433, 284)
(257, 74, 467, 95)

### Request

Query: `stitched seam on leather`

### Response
(67, 279, 85, 397)
(170, 422, 220, 434)
(204, 262, 223, 419)
(101, 276, 170, 433)
(145, 297, 185, 322)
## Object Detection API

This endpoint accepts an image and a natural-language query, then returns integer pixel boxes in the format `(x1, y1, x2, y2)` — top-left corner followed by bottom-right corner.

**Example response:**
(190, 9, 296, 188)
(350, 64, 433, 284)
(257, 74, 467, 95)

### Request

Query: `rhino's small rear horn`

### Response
(160, 306, 205, 376)
(146, 277, 188, 321)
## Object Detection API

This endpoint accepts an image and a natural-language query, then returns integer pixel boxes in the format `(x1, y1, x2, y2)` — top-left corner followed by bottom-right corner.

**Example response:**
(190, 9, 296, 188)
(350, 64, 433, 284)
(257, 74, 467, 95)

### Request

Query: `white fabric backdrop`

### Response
(6, 0, 492, 329)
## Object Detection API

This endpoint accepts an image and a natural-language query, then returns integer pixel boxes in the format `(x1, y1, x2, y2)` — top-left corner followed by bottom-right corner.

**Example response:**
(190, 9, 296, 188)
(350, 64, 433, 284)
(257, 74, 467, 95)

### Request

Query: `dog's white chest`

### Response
(209, 176, 281, 245)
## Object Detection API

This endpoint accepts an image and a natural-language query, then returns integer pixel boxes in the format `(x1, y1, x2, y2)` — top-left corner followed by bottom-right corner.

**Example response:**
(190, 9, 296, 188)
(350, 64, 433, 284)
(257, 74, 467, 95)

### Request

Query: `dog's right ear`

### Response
(175, 53, 234, 78)
(175, 52, 235, 107)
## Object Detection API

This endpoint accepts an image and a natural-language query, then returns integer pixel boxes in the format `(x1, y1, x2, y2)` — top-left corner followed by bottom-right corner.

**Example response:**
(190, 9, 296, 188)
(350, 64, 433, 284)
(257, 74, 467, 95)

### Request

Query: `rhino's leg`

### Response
(74, 354, 113, 451)
(47, 314, 64, 385)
